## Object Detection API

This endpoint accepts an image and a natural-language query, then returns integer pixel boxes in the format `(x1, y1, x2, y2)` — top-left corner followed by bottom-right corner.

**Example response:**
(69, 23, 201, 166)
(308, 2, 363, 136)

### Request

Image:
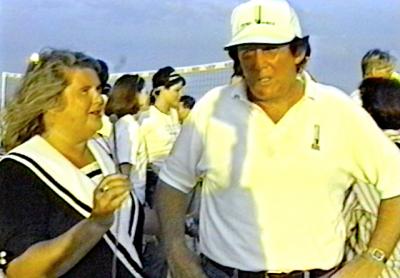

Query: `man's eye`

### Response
(241, 50, 254, 58)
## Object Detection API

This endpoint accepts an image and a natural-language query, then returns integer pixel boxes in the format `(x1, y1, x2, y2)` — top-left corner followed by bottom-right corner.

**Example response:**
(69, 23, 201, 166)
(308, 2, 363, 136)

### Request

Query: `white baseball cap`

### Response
(225, 0, 304, 49)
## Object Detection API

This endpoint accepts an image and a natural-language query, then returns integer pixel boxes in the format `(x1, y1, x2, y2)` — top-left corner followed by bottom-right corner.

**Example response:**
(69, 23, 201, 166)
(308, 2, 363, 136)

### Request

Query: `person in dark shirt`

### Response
(0, 49, 144, 278)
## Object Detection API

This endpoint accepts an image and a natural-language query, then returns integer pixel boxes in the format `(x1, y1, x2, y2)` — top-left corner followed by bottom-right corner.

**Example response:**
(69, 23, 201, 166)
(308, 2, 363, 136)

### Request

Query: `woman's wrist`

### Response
(87, 214, 114, 230)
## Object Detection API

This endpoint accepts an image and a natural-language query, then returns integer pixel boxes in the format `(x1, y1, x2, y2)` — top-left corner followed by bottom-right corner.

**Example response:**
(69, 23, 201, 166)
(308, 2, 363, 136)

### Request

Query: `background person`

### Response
(104, 74, 148, 205)
(138, 66, 185, 278)
(351, 49, 399, 105)
(177, 95, 196, 124)
(136, 76, 150, 113)
(344, 77, 400, 277)
(96, 58, 113, 139)
(139, 66, 185, 206)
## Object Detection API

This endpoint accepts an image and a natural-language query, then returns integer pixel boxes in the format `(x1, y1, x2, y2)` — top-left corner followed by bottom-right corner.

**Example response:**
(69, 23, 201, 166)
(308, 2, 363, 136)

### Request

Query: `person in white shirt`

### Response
(139, 66, 185, 173)
(154, 1, 400, 278)
(105, 74, 147, 204)
(138, 66, 186, 278)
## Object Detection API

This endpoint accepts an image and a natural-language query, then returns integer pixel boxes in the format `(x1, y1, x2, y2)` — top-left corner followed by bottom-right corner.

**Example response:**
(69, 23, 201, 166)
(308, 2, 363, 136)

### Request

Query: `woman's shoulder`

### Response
(118, 114, 136, 124)
(136, 109, 151, 125)
(0, 157, 48, 191)
(116, 115, 140, 133)
(0, 157, 37, 177)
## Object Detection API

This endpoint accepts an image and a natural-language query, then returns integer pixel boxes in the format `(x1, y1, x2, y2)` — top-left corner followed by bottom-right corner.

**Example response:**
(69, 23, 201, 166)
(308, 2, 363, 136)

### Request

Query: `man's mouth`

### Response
(258, 77, 272, 84)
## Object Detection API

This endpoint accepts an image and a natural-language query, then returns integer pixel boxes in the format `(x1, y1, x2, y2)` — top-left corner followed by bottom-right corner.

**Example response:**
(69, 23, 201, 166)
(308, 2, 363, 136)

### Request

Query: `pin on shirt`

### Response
(311, 124, 320, 150)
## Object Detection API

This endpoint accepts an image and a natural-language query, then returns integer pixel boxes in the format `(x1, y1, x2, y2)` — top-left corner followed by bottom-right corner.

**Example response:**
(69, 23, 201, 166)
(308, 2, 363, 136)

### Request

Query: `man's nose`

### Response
(253, 49, 268, 70)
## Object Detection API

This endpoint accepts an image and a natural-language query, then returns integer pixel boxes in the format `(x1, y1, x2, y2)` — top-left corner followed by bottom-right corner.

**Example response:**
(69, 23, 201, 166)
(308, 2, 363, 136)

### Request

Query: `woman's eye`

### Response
(81, 87, 90, 94)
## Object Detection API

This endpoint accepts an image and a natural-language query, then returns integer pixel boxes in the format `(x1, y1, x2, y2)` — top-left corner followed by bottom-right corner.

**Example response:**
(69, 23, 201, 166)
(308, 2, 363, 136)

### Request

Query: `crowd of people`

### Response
(1, 0, 400, 277)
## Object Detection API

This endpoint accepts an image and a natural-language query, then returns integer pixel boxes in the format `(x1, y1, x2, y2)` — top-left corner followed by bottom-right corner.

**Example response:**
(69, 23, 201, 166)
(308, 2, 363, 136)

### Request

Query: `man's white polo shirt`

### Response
(159, 73, 400, 272)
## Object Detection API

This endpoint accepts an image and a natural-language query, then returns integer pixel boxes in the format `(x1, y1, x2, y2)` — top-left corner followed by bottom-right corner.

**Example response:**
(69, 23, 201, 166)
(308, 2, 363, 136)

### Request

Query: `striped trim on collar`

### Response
(2, 136, 144, 277)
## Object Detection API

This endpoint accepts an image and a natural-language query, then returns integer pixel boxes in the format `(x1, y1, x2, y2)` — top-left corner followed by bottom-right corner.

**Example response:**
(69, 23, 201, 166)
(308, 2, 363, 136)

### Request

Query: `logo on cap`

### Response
(225, 0, 304, 49)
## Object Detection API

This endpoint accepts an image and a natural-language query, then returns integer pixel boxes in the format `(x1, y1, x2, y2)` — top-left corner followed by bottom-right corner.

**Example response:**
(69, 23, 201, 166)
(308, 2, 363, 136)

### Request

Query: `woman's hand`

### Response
(6, 174, 131, 278)
(90, 174, 131, 227)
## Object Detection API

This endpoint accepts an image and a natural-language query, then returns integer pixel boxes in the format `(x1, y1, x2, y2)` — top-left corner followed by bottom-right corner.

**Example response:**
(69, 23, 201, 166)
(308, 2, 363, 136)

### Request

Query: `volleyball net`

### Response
(0, 60, 234, 112)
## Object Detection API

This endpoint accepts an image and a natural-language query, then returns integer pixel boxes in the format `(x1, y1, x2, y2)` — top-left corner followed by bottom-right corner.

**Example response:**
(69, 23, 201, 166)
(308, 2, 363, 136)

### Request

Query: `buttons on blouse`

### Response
(0, 251, 7, 267)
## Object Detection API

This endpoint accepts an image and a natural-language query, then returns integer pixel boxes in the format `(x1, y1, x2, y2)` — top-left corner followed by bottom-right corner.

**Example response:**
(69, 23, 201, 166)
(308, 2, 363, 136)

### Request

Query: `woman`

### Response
(344, 77, 400, 277)
(0, 49, 144, 278)
(138, 66, 185, 209)
(105, 74, 147, 205)
(139, 66, 185, 174)
(138, 66, 185, 278)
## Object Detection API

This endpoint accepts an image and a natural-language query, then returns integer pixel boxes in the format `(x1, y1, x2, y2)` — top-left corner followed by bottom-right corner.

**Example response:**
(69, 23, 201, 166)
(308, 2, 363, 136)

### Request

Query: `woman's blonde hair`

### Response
(1, 49, 100, 151)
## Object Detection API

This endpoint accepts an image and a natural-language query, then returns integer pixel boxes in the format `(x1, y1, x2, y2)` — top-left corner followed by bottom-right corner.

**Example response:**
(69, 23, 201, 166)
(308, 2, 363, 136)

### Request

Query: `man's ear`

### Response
(294, 48, 306, 66)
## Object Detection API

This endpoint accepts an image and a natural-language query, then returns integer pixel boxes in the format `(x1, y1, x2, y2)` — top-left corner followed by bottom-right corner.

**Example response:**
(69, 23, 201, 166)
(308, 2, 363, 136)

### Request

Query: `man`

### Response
(177, 95, 196, 124)
(351, 48, 399, 105)
(155, 0, 400, 277)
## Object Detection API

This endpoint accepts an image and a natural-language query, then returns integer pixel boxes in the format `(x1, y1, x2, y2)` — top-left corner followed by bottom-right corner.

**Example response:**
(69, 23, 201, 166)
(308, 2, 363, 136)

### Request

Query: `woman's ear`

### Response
(41, 110, 55, 131)
(154, 85, 166, 96)
(51, 94, 66, 112)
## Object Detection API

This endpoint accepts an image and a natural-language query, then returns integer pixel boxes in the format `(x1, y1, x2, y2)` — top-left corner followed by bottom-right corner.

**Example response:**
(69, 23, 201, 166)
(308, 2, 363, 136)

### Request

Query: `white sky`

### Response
(0, 0, 399, 92)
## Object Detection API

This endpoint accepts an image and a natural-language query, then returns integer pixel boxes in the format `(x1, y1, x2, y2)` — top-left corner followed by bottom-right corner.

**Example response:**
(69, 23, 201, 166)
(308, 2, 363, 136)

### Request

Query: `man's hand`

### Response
(167, 243, 207, 278)
(332, 255, 385, 278)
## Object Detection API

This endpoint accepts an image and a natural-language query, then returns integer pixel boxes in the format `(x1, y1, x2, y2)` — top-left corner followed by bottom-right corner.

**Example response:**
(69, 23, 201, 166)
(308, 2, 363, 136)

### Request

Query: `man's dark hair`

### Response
(360, 77, 400, 130)
(179, 95, 196, 109)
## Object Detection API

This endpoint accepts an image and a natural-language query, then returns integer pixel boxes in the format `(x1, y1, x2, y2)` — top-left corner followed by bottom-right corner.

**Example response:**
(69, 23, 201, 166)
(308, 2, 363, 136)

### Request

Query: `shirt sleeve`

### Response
(348, 106, 400, 199)
(159, 106, 205, 193)
(0, 159, 52, 267)
(116, 117, 140, 166)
